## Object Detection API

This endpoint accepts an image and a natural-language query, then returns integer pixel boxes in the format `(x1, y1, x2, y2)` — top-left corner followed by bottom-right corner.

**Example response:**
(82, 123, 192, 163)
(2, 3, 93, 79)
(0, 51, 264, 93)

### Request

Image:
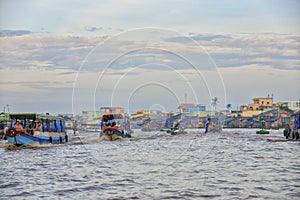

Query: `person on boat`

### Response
(34, 120, 42, 131)
(14, 120, 26, 134)
(174, 121, 180, 130)
(179, 120, 185, 130)
(205, 117, 211, 133)
(27, 124, 34, 135)
(284, 124, 291, 139)
(73, 127, 77, 135)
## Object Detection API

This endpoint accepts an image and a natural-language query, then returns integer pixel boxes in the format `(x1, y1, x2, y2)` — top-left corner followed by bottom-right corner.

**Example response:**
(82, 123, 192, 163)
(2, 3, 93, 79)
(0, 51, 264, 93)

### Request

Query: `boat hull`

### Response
(256, 129, 270, 134)
(171, 130, 187, 135)
(100, 128, 131, 141)
(6, 132, 68, 146)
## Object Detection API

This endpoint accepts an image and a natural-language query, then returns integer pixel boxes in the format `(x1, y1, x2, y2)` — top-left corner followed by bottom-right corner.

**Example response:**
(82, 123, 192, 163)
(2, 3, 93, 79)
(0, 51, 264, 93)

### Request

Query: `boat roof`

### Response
(0, 113, 9, 121)
(102, 113, 124, 120)
(8, 113, 64, 120)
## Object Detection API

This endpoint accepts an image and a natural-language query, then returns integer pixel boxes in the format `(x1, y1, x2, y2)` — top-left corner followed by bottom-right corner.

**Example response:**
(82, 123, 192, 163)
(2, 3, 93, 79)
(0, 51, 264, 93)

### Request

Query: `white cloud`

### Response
(1, 31, 299, 113)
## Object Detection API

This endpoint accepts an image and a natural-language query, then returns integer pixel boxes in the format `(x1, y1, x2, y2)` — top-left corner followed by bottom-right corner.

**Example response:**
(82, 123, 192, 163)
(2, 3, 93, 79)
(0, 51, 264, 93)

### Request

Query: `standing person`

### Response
(284, 124, 291, 139)
(205, 117, 211, 133)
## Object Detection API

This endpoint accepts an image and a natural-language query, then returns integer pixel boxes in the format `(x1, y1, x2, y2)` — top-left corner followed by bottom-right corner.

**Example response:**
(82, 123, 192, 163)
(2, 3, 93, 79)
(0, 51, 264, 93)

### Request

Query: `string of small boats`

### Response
(1, 111, 299, 146)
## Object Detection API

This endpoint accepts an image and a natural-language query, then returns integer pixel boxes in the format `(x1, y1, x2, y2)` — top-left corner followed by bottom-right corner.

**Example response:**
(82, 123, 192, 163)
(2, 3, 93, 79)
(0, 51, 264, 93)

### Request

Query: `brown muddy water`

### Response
(0, 129, 299, 199)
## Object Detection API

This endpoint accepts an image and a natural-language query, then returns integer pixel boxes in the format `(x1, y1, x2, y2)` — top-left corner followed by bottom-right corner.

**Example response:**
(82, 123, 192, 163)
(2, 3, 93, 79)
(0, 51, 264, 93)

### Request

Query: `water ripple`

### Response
(0, 129, 299, 199)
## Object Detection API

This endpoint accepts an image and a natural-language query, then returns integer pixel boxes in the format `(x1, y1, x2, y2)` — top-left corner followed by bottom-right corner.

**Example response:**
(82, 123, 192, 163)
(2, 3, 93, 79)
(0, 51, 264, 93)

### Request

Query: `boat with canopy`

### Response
(100, 113, 132, 141)
(5, 113, 68, 146)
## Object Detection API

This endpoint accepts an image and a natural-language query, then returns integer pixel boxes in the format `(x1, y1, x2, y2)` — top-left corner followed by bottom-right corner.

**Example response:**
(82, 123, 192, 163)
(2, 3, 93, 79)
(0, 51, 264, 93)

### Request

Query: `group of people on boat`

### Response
(4, 119, 42, 137)
(101, 117, 121, 133)
(284, 124, 299, 140)
(4, 116, 63, 138)
(99, 114, 132, 140)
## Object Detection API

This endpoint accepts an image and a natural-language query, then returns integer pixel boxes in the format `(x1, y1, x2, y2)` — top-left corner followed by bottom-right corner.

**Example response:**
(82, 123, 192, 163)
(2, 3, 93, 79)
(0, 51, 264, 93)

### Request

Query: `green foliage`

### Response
(279, 106, 292, 112)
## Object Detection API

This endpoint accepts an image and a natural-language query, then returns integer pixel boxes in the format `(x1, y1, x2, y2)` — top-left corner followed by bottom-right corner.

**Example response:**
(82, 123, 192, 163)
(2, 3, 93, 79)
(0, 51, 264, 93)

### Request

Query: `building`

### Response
(100, 107, 124, 115)
(238, 95, 285, 117)
(287, 100, 300, 111)
(81, 111, 103, 121)
(131, 110, 150, 119)
(80, 111, 104, 130)
(178, 103, 206, 113)
(241, 97, 281, 111)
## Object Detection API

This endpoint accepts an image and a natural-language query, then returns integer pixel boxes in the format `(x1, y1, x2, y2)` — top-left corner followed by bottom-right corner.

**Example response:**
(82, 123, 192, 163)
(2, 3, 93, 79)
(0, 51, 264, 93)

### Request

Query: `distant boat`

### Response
(163, 113, 187, 135)
(256, 117, 269, 134)
(256, 129, 269, 134)
(100, 113, 132, 141)
(5, 113, 68, 146)
(283, 111, 300, 139)
(0, 112, 9, 139)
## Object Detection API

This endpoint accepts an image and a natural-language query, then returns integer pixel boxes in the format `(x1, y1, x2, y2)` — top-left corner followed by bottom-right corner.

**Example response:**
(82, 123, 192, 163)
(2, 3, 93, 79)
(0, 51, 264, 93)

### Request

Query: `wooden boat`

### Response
(169, 120, 187, 135)
(284, 111, 300, 139)
(0, 113, 9, 139)
(256, 129, 269, 134)
(256, 117, 269, 134)
(170, 128, 187, 135)
(100, 113, 132, 141)
(5, 113, 68, 146)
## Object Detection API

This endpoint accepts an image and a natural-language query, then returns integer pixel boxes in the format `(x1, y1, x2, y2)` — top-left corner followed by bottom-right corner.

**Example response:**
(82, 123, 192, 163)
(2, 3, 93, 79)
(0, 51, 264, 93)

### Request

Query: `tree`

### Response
(226, 103, 232, 113)
(211, 97, 219, 111)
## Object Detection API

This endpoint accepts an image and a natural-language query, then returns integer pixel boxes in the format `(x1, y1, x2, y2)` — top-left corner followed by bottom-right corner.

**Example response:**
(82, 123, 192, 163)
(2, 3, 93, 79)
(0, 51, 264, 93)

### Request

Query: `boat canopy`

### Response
(0, 113, 9, 121)
(8, 113, 66, 132)
(9, 113, 64, 121)
(102, 114, 124, 121)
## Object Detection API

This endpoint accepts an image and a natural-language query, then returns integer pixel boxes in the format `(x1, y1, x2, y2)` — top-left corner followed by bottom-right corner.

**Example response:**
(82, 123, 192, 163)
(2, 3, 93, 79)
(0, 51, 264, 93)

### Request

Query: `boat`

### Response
(100, 113, 132, 141)
(5, 113, 68, 146)
(0, 112, 9, 139)
(256, 117, 269, 134)
(170, 128, 187, 135)
(166, 118, 186, 135)
(284, 111, 300, 139)
(256, 129, 270, 134)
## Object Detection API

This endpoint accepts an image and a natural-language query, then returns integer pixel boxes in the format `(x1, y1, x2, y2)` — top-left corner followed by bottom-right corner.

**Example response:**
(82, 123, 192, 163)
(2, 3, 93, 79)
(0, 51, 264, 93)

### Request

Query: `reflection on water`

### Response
(0, 129, 299, 199)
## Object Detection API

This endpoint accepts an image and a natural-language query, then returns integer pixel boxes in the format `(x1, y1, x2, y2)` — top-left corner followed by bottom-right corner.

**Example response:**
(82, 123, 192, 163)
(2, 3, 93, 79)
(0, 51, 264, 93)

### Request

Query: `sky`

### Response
(0, 0, 299, 115)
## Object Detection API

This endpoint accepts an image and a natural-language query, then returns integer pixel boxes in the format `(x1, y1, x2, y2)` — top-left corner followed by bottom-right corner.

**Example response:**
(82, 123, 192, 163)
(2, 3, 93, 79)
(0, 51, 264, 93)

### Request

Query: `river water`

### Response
(0, 129, 299, 199)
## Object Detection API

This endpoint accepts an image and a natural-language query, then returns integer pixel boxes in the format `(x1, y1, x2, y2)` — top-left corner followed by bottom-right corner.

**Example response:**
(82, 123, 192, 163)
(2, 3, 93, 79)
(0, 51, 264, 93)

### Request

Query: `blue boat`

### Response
(5, 113, 68, 146)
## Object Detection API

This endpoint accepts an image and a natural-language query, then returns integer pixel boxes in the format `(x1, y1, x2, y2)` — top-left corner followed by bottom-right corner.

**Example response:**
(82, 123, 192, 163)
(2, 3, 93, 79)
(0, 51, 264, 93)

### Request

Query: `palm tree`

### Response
(226, 103, 232, 113)
(211, 97, 219, 111)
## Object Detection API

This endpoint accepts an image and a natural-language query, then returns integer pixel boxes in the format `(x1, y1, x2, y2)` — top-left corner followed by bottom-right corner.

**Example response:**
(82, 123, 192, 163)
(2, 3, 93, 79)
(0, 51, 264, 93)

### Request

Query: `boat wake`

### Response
(2, 142, 61, 151)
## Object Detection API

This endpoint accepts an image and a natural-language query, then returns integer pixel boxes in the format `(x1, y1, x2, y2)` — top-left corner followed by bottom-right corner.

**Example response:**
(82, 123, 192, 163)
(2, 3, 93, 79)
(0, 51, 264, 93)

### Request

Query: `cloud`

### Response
(1, 31, 299, 75)
(0, 30, 33, 37)
(165, 33, 300, 70)
(85, 26, 103, 32)
(165, 34, 232, 43)
(1, 31, 299, 113)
